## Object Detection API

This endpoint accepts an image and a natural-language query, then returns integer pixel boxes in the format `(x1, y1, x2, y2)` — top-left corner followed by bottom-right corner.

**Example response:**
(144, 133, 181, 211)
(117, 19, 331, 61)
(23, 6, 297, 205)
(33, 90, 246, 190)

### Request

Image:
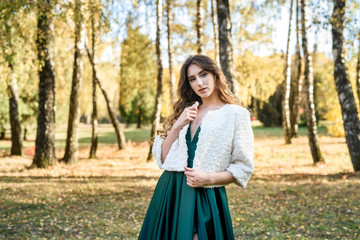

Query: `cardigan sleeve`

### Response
(226, 108, 254, 188)
(152, 134, 165, 169)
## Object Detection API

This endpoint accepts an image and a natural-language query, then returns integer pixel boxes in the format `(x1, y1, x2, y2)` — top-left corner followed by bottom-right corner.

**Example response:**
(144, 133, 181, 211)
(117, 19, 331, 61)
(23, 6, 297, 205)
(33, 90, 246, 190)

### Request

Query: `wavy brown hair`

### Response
(161, 55, 237, 138)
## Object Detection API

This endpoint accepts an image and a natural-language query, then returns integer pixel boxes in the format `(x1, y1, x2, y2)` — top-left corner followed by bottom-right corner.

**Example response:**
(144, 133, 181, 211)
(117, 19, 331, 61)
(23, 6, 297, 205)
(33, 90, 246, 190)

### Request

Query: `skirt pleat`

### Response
(138, 171, 234, 240)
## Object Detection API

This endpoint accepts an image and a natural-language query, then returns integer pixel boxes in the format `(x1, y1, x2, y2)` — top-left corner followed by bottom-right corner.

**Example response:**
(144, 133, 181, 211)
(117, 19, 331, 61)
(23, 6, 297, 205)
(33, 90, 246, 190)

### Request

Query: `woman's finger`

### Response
(185, 173, 194, 179)
(188, 109, 198, 114)
(186, 114, 195, 120)
(188, 105, 198, 111)
(184, 166, 195, 172)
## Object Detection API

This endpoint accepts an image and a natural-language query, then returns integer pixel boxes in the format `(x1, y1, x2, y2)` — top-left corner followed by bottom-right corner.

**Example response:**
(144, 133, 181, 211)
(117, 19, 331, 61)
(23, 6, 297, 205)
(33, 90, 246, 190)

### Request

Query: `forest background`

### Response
(1, 0, 360, 239)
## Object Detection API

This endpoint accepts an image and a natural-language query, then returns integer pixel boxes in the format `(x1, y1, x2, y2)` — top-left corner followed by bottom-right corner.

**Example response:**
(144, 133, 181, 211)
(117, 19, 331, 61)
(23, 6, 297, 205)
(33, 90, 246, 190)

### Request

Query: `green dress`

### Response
(139, 124, 235, 240)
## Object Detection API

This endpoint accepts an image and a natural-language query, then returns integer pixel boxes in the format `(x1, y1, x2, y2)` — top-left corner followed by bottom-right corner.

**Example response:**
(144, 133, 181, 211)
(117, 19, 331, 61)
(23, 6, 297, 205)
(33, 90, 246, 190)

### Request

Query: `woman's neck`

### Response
(200, 96, 225, 108)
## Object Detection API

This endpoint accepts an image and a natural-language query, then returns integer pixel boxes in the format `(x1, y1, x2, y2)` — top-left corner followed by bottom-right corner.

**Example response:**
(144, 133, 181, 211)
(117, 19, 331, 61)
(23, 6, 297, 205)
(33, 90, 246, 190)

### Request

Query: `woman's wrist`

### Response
(206, 173, 214, 186)
(171, 122, 183, 132)
(205, 171, 236, 186)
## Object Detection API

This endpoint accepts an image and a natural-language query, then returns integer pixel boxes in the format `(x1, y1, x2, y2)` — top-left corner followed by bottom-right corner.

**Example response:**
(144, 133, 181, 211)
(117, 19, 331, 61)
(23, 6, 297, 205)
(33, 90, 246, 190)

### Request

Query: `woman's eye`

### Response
(189, 78, 195, 82)
(201, 73, 207, 77)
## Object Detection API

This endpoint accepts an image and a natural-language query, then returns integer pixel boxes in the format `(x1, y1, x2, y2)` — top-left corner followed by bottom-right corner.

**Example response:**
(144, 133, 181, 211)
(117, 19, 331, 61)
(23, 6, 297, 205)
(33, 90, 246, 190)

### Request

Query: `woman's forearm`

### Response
(207, 171, 236, 186)
(161, 125, 182, 164)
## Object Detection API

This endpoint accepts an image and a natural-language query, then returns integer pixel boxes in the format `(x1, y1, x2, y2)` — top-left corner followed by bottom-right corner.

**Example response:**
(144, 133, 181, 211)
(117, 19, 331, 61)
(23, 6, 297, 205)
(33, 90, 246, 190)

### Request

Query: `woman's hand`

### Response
(184, 167, 237, 187)
(173, 104, 198, 130)
(184, 166, 211, 188)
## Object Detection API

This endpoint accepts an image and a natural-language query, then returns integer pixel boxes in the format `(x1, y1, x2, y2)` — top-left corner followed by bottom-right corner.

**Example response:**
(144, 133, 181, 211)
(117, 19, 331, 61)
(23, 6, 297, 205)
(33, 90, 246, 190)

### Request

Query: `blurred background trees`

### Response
(0, 0, 359, 170)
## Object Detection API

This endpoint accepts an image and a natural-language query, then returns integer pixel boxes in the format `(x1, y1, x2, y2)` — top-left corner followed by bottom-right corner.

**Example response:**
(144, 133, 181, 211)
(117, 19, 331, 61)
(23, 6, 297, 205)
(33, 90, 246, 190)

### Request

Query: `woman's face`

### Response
(187, 64, 216, 99)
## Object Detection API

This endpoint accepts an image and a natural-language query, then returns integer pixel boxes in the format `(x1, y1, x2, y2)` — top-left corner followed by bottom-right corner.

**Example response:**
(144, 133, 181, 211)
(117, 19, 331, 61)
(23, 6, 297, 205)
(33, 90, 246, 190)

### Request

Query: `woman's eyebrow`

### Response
(188, 70, 205, 79)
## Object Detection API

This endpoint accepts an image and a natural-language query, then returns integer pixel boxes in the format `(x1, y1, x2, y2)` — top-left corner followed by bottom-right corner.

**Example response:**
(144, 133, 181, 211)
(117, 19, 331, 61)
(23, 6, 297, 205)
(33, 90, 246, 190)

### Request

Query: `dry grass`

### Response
(0, 131, 359, 239)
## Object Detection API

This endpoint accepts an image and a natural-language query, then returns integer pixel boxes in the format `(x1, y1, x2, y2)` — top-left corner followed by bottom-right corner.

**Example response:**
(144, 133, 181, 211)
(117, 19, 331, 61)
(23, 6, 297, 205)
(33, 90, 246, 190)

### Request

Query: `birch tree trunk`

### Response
(210, 0, 219, 65)
(282, 0, 294, 144)
(3, 22, 23, 156)
(301, 0, 324, 164)
(217, 0, 239, 98)
(8, 72, 23, 155)
(89, 2, 98, 159)
(166, 0, 176, 104)
(331, 0, 360, 171)
(196, 0, 204, 54)
(356, 34, 360, 107)
(291, 0, 302, 138)
(32, 0, 56, 168)
(62, 0, 84, 164)
(85, 45, 126, 150)
(147, 0, 163, 161)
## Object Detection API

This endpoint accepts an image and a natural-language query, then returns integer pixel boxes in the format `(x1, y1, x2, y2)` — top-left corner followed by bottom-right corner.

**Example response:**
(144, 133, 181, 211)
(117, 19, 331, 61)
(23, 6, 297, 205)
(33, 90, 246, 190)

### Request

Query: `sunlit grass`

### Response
(0, 124, 359, 239)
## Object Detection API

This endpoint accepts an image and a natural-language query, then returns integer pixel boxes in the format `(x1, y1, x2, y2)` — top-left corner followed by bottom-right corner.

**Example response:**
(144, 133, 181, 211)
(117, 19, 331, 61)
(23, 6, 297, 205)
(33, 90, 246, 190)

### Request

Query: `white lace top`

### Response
(152, 104, 254, 188)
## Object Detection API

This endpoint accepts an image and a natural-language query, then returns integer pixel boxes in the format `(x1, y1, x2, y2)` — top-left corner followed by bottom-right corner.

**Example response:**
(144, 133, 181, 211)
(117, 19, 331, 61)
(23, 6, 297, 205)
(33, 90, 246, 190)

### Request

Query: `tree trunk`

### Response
(216, 0, 239, 98)
(62, 0, 84, 164)
(301, 0, 324, 164)
(291, 0, 302, 138)
(3, 22, 23, 155)
(89, 2, 98, 159)
(32, 0, 56, 168)
(282, 0, 294, 144)
(23, 126, 27, 141)
(331, 0, 360, 171)
(210, 0, 219, 65)
(137, 108, 141, 129)
(166, 0, 176, 104)
(8, 70, 23, 155)
(147, 0, 163, 162)
(196, 0, 204, 54)
(0, 127, 5, 140)
(356, 34, 360, 107)
(85, 45, 126, 150)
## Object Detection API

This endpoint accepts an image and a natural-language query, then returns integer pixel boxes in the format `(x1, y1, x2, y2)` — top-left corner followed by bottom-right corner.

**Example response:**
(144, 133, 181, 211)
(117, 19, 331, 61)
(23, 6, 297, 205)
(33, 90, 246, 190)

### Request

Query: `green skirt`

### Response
(139, 125, 235, 239)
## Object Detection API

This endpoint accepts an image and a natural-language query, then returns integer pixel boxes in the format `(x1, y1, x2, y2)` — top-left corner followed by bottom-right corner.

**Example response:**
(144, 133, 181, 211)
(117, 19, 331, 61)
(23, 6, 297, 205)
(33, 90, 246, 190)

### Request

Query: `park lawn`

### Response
(0, 125, 359, 239)
(0, 123, 152, 151)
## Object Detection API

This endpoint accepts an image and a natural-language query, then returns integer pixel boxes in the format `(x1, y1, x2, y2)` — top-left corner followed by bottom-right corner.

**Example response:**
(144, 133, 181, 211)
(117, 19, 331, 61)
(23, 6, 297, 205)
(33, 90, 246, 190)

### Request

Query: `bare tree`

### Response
(282, 0, 294, 144)
(166, 0, 176, 104)
(300, 0, 324, 164)
(89, 0, 98, 158)
(291, 0, 302, 138)
(217, 0, 239, 97)
(32, 0, 56, 168)
(331, 0, 360, 171)
(210, 0, 219, 64)
(196, 0, 204, 54)
(356, 33, 360, 107)
(147, 0, 163, 161)
(62, 0, 84, 164)
(85, 46, 126, 150)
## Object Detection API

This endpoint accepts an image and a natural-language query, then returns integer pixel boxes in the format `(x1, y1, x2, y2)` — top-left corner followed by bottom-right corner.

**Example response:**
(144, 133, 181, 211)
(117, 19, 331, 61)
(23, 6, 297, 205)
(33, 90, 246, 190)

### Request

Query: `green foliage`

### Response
(257, 84, 283, 127)
(119, 25, 157, 125)
(0, 4, 38, 132)
(313, 53, 336, 121)
(235, 51, 284, 106)
(0, 81, 9, 131)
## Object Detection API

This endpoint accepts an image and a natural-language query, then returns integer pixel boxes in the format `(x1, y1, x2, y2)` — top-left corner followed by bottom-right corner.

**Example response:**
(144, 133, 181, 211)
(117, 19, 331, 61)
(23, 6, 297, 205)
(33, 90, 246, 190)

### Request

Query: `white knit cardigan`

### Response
(152, 104, 254, 188)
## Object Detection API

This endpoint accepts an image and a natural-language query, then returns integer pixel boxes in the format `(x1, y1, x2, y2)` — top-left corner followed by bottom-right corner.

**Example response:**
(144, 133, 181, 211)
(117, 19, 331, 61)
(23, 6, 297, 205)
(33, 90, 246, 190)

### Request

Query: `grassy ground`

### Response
(0, 124, 359, 239)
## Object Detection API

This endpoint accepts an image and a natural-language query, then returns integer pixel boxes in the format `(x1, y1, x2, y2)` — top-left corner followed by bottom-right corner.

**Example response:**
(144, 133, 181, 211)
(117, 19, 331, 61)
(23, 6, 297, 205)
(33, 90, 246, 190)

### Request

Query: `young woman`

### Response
(139, 55, 254, 240)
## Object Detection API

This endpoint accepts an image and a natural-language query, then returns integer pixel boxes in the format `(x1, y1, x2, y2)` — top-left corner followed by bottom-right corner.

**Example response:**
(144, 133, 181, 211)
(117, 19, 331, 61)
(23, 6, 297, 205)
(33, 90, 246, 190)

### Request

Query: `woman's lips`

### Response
(199, 88, 207, 93)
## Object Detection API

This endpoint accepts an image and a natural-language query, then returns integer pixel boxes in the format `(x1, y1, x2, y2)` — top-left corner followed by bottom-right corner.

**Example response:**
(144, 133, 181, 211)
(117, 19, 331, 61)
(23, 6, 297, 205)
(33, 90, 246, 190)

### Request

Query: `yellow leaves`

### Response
(324, 103, 345, 137)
